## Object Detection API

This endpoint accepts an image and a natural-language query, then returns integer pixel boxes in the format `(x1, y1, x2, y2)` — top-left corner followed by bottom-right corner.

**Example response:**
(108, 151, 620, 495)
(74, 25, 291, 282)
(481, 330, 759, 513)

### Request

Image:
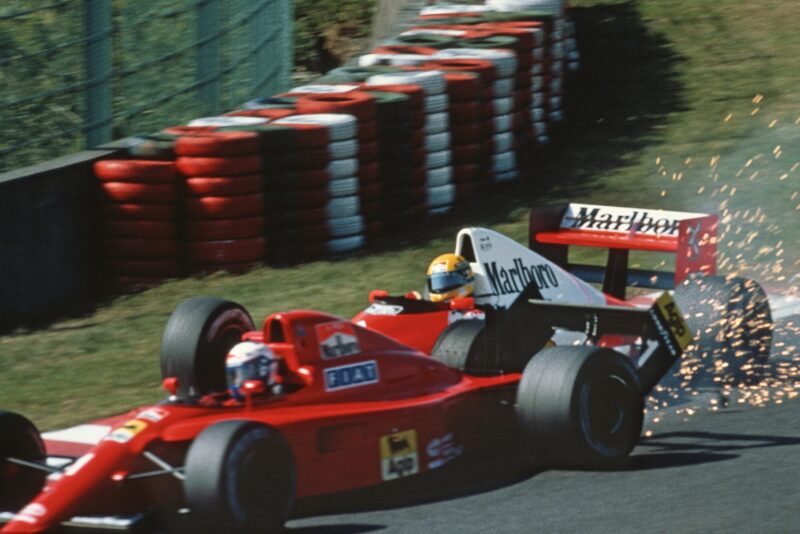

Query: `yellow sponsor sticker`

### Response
(379, 430, 419, 481)
(654, 292, 693, 350)
(105, 419, 148, 444)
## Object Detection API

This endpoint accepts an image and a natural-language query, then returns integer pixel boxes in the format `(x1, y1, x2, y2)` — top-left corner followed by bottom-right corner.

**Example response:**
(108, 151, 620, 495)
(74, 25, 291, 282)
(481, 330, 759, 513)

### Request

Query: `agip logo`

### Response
(316, 321, 361, 360)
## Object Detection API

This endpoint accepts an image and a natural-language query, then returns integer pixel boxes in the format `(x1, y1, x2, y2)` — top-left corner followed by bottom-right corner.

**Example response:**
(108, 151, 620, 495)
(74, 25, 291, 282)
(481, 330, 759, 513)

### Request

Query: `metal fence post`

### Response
(280, 0, 294, 92)
(84, 0, 113, 148)
(250, 0, 271, 97)
(197, 0, 222, 115)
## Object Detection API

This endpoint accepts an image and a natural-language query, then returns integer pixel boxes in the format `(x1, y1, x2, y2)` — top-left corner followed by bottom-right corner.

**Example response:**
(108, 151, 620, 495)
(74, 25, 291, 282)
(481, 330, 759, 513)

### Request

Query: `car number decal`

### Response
(104, 420, 148, 443)
(379, 430, 419, 481)
(654, 292, 693, 350)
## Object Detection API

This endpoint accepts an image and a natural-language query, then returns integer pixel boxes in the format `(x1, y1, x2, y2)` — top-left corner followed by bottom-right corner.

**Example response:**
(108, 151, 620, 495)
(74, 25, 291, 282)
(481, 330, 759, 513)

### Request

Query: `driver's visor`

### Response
(428, 270, 471, 294)
(226, 361, 256, 388)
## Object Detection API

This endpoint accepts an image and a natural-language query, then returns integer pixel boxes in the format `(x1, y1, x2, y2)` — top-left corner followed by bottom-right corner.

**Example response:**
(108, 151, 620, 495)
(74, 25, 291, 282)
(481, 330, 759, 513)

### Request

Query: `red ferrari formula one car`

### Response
(0, 203, 772, 533)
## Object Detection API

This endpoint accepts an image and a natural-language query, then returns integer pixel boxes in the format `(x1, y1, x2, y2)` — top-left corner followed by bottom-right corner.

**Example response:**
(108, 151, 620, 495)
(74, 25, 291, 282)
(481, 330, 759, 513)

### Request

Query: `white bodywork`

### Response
(455, 227, 607, 308)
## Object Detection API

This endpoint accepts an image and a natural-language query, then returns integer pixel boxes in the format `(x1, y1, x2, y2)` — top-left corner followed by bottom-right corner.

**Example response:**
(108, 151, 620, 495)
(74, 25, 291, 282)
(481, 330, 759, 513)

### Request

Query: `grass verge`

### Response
(2, 0, 799, 430)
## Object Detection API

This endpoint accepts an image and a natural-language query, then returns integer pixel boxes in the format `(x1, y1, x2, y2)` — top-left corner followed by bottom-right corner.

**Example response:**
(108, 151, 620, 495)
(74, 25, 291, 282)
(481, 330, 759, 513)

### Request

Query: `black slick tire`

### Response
(516, 346, 643, 468)
(0, 411, 46, 510)
(184, 420, 296, 534)
(159, 297, 254, 399)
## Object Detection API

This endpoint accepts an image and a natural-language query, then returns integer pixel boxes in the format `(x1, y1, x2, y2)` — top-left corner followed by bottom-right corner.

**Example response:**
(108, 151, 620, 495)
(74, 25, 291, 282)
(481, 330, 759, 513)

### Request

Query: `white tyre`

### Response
(549, 110, 565, 122)
(426, 165, 453, 188)
(328, 177, 359, 197)
(492, 151, 516, 174)
(401, 29, 467, 38)
(493, 132, 514, 153)
(290, 84, 360, 94)
(425, 131, 452, 153)
(328, 215, 365, 238)
(427, 183, 455, 208)
(358, 54, 429, 67)
(532, 92, 545, 107)
(420, 4, 495, 15)
(536, 134, 551, 145)
(550, 77, 563, 93)
(367, 71, 446, 95)
(275, 114, 358, 141)
(551, 60, 564, 75)
(486, 0, 563, 15)
(326, 158, 359, 180)
(425, 112, 450, 134)
(532, 63, 544, 75)
(492, 97, 514, 116)
(327, 139, 359, 159)
(425, 149, 452, 170)
(434, 49, 517, 78)
(425, 93, 449, 114)
(429, 205, 453, 216)
(531, 75, 545, 91)
(493, 113, 513, 133)
(328, 235, 365, 254)
(531, 107, 546, 122)
(492, 78, 514, 98)
(568, 60, 581, 72)
(326, 195, 361, 219)
(189, 116, 268, 127)
(494, 168, 519, 182)
(532, 121, 548, 135)
(549, 95, 563, 109)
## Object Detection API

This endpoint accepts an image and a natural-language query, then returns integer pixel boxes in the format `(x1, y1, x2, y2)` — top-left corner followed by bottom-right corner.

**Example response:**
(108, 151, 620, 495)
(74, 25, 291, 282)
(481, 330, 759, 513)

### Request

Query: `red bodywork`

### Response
(2, 310, 518, 533)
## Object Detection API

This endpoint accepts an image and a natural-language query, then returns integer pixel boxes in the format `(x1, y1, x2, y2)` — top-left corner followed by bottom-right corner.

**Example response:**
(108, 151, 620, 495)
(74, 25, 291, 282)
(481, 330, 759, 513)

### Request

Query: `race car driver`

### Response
(424, 253, 475, 302)
(225, 341, 283, 400)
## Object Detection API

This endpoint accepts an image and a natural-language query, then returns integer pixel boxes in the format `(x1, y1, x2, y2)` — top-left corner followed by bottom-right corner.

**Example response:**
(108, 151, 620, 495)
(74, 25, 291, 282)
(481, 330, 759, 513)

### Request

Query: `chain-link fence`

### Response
(0, 0, 293, 173)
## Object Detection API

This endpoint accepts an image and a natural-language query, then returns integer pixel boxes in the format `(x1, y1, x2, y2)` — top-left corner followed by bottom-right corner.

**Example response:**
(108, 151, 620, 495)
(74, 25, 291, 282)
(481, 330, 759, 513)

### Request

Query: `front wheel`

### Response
(0, 411, 46, 510)
(516, 346, 644, 468)
(183, 420, 296, 533)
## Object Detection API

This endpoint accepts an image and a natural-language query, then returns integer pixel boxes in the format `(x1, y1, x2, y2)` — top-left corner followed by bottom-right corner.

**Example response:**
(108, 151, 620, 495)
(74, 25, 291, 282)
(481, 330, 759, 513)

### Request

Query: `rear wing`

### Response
(529, 203, 718, 299)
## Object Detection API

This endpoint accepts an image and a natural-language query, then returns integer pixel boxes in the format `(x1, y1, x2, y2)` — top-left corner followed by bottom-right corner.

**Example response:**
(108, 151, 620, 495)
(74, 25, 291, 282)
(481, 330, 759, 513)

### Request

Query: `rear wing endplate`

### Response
(528, 204, 718, 299)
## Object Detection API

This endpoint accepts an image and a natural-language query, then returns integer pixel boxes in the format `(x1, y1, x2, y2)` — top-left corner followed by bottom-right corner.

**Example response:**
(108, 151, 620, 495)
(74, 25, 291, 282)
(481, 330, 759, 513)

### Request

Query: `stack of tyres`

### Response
(271, 113, 365, 259)
(564, 17, 580, 72)
(367, 70, 454, 215)
(419, 58, 497, 204)
(175, 131, 268, 273)
(432, 46, 518, 182)
(315, 65, 404, 84)
(94, 160, 182, 289)
(480, 21, 550, 145)
(418, 4, 497, 18)
(295, 92, 382, 241)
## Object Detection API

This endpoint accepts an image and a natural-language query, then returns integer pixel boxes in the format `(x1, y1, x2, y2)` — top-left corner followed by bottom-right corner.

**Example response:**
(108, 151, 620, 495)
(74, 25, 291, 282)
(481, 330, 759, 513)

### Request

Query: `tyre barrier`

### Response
(175, 130, 268, 272)
(94, 159, 181, 288)
(94, 1, 578, 285)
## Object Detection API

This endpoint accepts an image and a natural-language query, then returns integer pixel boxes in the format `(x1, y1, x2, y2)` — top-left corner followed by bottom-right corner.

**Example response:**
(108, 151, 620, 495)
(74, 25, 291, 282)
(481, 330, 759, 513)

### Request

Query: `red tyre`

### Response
(452, 163, 484, 184)
(271, 169, 330, 190)
(269, 122, 330, 147)
(162, 125, 217, 136)
(226, 108, 295, 121)
(359, 141, 380, 163)
(176, 156, 262, 177)
(104, 238, 180, 259)
(372, 45, 439, 56)
(102, 202, 176, 221)
(105, 220, 178, 239)
(360, 182, 382, 202)
(443, 72, 482, 101)
(452, 143, 487, 164)
(187, 237, 267, 264)
(419, 59, 496, 84)
(104, 259, 182, 277)
(358, 120, 379, 143)
(185, 193, 265, 219)
(451, 123, 487, 144)
(361, 83, 425, 109)
(359, 161, 381, 185)
(292, 147, 333, 171)
(185, 174, 264, 197)
(102, 182, 178, 204)
(186, 216, 265, 241)
(175, 131, 261, 157)
(94, 160, 177, 183)
(295, 92, 377, 122)
(449, 102, 483, 123)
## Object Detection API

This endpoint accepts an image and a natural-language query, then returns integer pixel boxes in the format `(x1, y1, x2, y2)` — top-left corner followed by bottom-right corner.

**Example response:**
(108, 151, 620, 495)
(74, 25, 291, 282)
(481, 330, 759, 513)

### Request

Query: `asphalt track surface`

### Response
(288, 306, 800, 534)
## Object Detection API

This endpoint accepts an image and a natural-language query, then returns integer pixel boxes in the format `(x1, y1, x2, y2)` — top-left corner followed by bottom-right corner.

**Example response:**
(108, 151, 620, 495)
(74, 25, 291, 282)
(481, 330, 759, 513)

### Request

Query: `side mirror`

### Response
(369, 289, 389, 302)
(450, 297, 475, 311)
(162, 377, 179, 396)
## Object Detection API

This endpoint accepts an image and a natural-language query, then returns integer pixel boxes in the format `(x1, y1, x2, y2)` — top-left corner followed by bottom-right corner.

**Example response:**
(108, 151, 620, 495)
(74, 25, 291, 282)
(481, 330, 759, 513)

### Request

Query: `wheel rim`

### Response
(579, 374, 638, 457)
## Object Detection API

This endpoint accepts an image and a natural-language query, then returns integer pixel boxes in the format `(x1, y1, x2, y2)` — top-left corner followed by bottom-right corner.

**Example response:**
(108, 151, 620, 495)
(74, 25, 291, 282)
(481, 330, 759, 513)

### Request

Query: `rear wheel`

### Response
(0, 411, 46, 510)
(184, 420, 296, 533)
(671, 273, 773, 389)
(516, 346, 643, 468)
(160, 297, 255, 399)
